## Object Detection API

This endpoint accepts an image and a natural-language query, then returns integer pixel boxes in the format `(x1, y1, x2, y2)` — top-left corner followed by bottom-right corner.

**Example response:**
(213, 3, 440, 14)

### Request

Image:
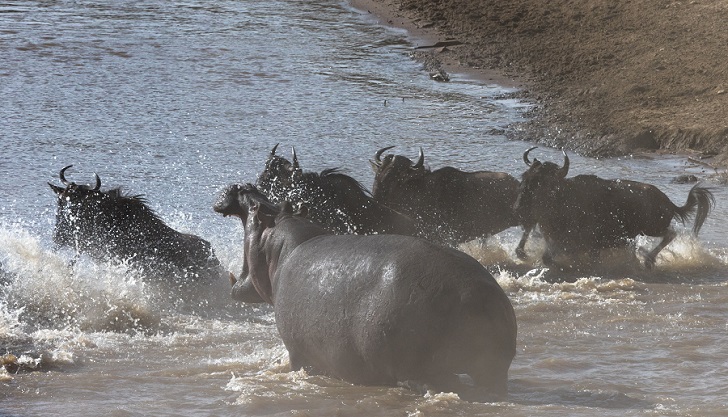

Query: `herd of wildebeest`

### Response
(47, 144, 715, 400)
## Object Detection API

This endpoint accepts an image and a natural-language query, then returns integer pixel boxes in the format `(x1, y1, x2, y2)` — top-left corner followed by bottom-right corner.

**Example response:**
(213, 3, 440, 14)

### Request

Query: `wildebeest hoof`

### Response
(643, 257, 656, 270)
(638, 247, 656, 269)
(541, 253, 555, 266)
(515, 247, 528, 261)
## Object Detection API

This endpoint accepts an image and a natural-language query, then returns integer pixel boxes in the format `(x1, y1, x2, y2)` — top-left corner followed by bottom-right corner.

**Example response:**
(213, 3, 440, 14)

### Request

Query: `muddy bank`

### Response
(352, 0, 728, 169)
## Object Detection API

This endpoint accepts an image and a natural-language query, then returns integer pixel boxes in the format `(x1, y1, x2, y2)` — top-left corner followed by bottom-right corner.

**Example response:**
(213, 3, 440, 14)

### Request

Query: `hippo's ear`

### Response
(49, 183, 65, 195)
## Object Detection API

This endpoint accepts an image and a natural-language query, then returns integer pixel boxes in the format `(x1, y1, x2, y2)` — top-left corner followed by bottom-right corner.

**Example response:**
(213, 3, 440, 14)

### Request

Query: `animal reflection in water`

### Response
(214, 183, 517, 400)
(49, 165, 222, 283)
(514, 148, 715, 270)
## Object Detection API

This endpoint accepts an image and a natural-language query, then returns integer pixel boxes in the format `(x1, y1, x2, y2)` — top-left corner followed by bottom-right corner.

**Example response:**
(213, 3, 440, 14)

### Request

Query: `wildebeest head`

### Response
(50, 166, 222, 282)
(370, 146, 427, 202)
(513, 147, 570, 223)
(256, 144, 302, 202)
(48, 165, 105, 247)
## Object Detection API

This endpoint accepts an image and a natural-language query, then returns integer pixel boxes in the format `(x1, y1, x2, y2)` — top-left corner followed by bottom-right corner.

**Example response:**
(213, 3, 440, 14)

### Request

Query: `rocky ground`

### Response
(353, 0, 728, 169)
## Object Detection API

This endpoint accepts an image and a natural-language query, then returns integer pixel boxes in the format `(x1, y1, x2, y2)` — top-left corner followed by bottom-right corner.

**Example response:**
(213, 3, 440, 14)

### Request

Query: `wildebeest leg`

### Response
(541, 247, 555, 267)
(64, 251, 80, 276)
(642, 229, 677, 269)
(515, 226, 531, 260)
(587, 248, 602, 267)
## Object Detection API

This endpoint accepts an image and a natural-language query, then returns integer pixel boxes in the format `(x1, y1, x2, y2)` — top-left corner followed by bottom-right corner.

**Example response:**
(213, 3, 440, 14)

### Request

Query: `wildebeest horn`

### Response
(557, 149, 570, 178)
(270, 143, 279, 157)
(59, 165, 73, 186)
(291, 146, 299, 169)
(92, 173, 101, 191)
(523, 147, 538, 166)
(412, 147, 424, 169)
(374, 146, 395, 164)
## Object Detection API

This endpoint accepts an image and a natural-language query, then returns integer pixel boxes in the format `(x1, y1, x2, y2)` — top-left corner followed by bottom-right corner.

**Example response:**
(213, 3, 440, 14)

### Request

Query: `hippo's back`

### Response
(273, 234, 516, 392)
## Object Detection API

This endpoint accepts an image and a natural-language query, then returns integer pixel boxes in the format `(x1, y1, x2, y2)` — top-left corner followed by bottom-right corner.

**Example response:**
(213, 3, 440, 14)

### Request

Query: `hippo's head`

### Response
(215, 183, 315, 304)
(214, 182, 307, 225)
(214, 183, 259, 220)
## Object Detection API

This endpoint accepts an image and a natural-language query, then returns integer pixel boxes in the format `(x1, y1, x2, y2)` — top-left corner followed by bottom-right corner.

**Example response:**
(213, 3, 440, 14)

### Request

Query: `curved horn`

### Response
(557, 149, 570, 178)
(412, 147, 424, 169)
(92, 173, 101, 191)
(374, 146, 395, 164)
(523, 147, 538, 166)
(270, 143, 279, 157)
(59, 165, 73, 186)
(291, 146, 299, 169)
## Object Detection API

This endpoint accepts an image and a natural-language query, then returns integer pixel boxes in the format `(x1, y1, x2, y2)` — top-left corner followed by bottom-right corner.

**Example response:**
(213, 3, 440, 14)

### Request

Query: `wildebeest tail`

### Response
(673, 184, 715, 235)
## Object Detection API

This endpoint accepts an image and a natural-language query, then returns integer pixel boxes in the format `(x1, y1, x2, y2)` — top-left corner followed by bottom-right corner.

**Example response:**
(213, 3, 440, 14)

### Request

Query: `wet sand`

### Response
(350, 0, 728, 169)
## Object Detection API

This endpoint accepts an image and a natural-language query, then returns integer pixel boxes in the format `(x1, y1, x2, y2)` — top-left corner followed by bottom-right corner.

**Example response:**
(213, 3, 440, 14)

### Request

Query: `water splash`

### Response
(461, 229, 726, 286)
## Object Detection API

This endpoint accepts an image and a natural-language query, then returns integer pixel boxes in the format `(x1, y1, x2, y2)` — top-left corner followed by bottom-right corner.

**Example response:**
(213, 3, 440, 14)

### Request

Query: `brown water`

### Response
(2, 1, 727, 416)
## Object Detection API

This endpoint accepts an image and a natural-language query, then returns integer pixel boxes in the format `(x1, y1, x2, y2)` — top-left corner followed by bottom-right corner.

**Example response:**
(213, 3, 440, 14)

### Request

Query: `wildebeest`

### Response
(256, 144, 416, 236)
(370, 146, 526, 249)
(514, 147, 715, 269)
(49, 165, 222, 282)
(213, 183, 517, 399)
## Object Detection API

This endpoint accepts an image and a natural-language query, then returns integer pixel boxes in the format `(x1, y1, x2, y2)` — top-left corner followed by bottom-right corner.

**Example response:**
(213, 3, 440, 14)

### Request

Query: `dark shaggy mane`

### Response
(106, 187, 149, 204)
(104, 187, 165, 222)
(317, 168, 371, 197)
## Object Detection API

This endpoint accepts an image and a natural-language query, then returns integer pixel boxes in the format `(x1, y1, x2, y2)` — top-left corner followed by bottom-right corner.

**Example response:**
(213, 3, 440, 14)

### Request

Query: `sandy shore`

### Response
(350, 0, 728, 170)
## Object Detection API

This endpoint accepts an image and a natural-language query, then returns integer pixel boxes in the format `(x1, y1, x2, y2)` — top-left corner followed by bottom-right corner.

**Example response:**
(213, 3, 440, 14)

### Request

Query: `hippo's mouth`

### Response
(212, 200, 240, 218)
(213, 206, 242, 219)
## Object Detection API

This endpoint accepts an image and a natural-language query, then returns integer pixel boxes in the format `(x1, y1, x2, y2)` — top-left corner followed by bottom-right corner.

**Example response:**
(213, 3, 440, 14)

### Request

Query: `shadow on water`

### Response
(224, 369, 656, 414)
(508, 379, 654, 410)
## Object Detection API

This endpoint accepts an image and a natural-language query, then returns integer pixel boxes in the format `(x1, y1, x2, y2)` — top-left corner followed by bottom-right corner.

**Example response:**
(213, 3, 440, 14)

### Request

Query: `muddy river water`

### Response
(1, 1, 727, 416)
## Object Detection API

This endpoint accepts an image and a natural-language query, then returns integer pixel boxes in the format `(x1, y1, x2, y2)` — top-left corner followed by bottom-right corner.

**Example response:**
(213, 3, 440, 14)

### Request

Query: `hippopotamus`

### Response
(213, 183, 517, 399)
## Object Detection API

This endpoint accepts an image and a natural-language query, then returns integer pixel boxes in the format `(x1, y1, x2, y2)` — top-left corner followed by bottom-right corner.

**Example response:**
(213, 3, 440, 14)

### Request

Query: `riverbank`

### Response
(351, 0, 728, 169)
